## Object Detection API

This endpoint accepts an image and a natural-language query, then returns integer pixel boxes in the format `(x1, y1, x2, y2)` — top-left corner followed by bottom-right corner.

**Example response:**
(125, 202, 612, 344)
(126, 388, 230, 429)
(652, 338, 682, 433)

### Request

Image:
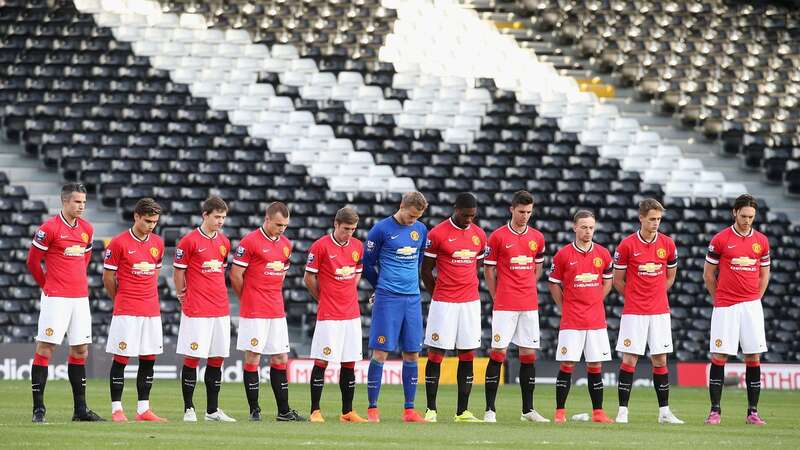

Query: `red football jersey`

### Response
(706, 226, 770, 307)
(549, 242, 613, 330)
(173, 228, 231, 317)
(613, 231, 678, 315)
(484, 224, 545, 311)
(305, 234, 363, 320)
(103, 229, 164, 317)
(30, 213, 94, 298)
(424, 218, 487, 303)
(232, 227, 291, 319)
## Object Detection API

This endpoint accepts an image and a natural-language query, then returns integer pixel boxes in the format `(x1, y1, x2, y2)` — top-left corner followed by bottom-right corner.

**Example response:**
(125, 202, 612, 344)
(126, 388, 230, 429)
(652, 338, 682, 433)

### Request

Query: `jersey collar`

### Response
(59, 212, 78, 228)
(506, 222, 528, 236)
(128, 228, 150, 243)
(330, 233, 349, 247)
(571, 241, 593, 254)
(731, 225, 754, 238)
(636, 230, 658, 244)
(259, 226, 279, 242)
(197, 227, 217, 240)
(448, 217, 469, 231)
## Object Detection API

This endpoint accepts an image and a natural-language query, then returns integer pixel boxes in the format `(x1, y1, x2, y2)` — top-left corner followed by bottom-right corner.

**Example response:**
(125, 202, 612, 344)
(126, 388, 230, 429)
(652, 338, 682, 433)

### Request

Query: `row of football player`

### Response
(25, 184, 770, 425)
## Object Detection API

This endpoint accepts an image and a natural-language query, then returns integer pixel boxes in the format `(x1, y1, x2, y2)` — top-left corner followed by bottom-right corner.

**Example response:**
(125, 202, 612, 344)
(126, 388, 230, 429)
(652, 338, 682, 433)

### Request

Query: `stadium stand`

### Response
(0, 0, 798, 363)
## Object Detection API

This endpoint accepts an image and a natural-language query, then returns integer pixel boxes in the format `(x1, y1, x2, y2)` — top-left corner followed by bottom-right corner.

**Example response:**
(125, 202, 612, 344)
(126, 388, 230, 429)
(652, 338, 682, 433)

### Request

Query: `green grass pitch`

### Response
(2, 380, 798, 449)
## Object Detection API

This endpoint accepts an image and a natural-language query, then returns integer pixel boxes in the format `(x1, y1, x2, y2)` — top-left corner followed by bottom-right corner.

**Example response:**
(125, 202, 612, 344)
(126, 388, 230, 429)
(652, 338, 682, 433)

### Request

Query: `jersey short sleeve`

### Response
(484, 231, 501, 266)
(666, 237, 678, 268)
(533, 233, 545, 264)
(476, 228, 488, 260)
(548, 248, 563, 284)
(602, 249, 614, 278)
(613, 239, 629, 270)
(173, 236, 193, 269)
(232, 239, 252, 268)
(424, 229, 440, 259)
(31, 222, 53, 251)
(103, 239, 122, 271)
(760, 237, 771, 266)
(305, 240, 322, 273)
(706, 233, 723, 265)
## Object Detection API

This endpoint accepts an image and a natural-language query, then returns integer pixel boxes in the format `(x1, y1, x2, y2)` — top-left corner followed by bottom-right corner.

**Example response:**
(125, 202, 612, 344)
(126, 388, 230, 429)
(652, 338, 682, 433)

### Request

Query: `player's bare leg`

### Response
(243, 350, 262, 420)
(424, 348, 445, 422)
(616, 353, 637, 423)
(651, 354, 682, 424)
(31, 341, 55, 423)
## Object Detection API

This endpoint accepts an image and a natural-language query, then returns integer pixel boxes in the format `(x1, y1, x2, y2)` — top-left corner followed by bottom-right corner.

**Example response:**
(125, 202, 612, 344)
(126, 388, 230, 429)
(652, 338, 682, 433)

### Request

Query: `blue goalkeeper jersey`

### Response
(363, 216, 428, 295)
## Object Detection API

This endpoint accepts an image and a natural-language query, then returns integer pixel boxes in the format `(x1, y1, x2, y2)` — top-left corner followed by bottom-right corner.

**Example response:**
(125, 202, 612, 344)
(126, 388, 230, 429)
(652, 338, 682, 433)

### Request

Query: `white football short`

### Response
(491, 310, 540, 349)
(309, 318, 362, 363)
(616, 313, 673, 356)
(36, 294, 92, 346)
(105, 315, 164, 356)
(710, 300, 767, 355)
(556, 329, 612, 362)
(236, 317, 290, 355)
(176, 313, 231, 359)
(424, 299, 482, 350)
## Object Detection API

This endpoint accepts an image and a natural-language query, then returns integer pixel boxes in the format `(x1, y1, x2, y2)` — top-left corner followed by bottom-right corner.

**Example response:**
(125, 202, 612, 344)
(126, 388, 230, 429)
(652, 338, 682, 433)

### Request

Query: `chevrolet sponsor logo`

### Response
(201, 259, 224, 271)
(396, 246, 417, 256)
(638, 262, 663, 273)
(335, 266, 356, 276)
(574, 273, 599, 283)
(132, 261, 156, 272)
(64, 245, 84, 257)
(510, 255, 534, 265)
(731, 256, 757, 267)
(452, 249, 477, 259)
(266, 261, 285, 271)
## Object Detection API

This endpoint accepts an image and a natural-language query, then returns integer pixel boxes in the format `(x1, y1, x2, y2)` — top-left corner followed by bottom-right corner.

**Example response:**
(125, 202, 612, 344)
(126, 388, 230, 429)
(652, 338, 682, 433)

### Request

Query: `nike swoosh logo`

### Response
(663, 344, 670, 347)
(198, 248, 207, 252)
(60, 235, 69, 239)
(390, 235, 399, 240)
(569, 261, 577, 265)
(128, 250, 136, 254)
(633, 252, 642, 256)
(329, 255, 337, 259)
(448, 238, 457, 242)
(505, 244, 514, 248)
(727, 245, 736, 248)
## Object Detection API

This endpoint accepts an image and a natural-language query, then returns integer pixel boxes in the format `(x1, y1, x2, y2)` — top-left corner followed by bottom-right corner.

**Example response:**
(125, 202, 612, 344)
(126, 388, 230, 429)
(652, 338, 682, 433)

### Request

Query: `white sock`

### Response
(659, 406, 670, 416)
(137, 400, 150, 415)
(111, 401, 123, 413)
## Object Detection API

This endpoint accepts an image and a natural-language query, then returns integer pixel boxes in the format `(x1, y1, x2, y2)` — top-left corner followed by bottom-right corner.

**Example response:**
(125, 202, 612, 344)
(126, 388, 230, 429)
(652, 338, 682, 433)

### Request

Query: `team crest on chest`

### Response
(351, 251, 360, 262)
(528, 240, 538, 252)
(656, 248, 667, 259)
(593, 257, 603, 268)
(81, 232, 89, 243)
(752, 243, 762, 254)
(410, 230, 420, 241)
(283, 246, 290, 257)
(150, 247, 159, 258)
(471, 235, 480, 246)
(219, 245, 227, 256)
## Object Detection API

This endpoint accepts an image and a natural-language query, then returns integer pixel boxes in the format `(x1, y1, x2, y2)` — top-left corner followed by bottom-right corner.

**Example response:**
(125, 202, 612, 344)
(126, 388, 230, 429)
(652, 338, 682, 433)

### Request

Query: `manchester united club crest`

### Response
(560, 346, 568, 355)
(323, 347, 332, 356)
(593, 257, 603, 268)
(150, 247, 159, 258)
(493, 334, 501, 343)
(118, 341, 127, 351)
(219, 245, 227, 256)
(714, 339, 722, 348)
(528, 240, 538, 252)
(190, 342, 199, 351)
(351, 251, 360, 262)
(623, 339, 632, 347)
(377, 336, 386, 344)
(81, 232, 89, 243)
(431, 333, 440, 342)
(410, 231, 420, 241)
(656, 248, 667, 259)
(283, 246, 290, 257)
(45, 328, 54, 337)
(752, 243, 762, 254)
(250, 338, 259, 347)
(471, 235, 480, 246)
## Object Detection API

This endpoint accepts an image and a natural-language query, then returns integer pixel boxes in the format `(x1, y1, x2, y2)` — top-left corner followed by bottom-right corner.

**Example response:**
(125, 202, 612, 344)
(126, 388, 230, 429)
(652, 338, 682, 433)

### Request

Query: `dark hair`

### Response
(639, 198, 664, 216)
(454, 192, 477, 209)
(334, 207, 359, 225)
(732, 194, 758, 212)
(201, 196, 228, 215)
(573, 209, 595, 222)
(266, 201, 289, 219)
(134, 197, 162, 217)
(511, 190, 534, 208)
(60, 183, 87, 202)
(401, 191, 428, 210)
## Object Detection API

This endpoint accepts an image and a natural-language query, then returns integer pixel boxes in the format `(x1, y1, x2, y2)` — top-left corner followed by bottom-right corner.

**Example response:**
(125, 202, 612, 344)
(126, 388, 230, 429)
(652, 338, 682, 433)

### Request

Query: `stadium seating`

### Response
(0, 0, 798, 362)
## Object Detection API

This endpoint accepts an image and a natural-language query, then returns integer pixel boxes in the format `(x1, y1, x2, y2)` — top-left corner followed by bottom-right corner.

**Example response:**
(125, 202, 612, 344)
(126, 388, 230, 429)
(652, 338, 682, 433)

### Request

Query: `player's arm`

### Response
(362, 226, 383, 289)
(612, 243, 628, 295)
(758, 264, 770, 298)
(666, 245, 678, 290)
(612, 269, 626, 295)
(303, 271, 320, 301)
(103, 269, 118, 300)
(703, 262, 718, 298)
(535, 262, 544, 280)
(26, 246, 47, 288)
(420, 255, 436, 295)
(602, 278, 613, 298)
(548, 282, 563, 307)
(547, 256, 563, 307)
(484, 265, 497, 299)
(84, 238, 93, 268)
(173, 268, 187, 303)
(230, 264, 245, 297)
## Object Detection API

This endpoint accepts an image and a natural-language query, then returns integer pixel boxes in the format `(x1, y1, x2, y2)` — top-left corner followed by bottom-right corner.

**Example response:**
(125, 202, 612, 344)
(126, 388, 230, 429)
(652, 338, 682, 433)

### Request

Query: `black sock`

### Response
(271, 366, 290, 415)
(618, 368, 633, 407)
(555, 370, 572, 410)
(519, 362, 535, 414)
(425, 360, 441, 411)
(746, 364, 761, 414)
(588, 371, 604, 410)
(653, 371, 669, 408)
(243, 368, 260, 411)
(31, 364, 48, 409)
(484, 359, 502, 412)
(339, 366, 356, 415)
(205, 365, 222, 414)
(181, 365, 197, 410)
(68, 363, 87, 413)
(136, 359, 155, 401)
(456, 359, 474, 415)
(709, 361, 724, 413)
(110, 360, 126, 402)
(310, 365, 325, 412)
